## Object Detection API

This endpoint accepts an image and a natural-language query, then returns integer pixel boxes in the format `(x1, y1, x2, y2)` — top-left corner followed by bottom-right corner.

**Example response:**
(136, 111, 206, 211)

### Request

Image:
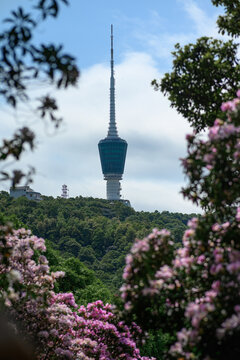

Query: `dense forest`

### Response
(0, 191, 196, 293)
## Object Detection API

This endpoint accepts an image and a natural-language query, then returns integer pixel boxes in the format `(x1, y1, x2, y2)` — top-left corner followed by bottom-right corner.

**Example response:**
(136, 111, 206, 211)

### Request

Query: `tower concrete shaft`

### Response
(106, 178, 121, 200)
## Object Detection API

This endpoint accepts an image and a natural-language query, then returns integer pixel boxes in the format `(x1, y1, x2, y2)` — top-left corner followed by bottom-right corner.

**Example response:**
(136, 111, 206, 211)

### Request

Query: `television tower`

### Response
(98, 25, 128, 200)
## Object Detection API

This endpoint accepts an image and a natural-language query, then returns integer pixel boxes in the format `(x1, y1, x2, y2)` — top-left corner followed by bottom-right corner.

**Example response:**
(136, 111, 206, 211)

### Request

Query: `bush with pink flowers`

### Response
(181, 92, 240, 215)
(121, 93, 240, 359)
(0, 226, 153, 360)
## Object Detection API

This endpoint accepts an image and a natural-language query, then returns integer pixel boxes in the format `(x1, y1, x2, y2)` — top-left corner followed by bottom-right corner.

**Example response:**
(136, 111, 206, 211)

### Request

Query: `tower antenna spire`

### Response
(107, 24, 118, 138)
(111, 24, 113, 73)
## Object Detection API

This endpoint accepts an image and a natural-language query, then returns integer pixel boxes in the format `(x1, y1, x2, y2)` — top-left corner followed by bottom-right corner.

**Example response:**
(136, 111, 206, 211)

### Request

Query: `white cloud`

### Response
(0, 51, 199, 214)
(137, 31, 196, 61)
(127, 0, 226, 65)
(180, 0, 219, 37)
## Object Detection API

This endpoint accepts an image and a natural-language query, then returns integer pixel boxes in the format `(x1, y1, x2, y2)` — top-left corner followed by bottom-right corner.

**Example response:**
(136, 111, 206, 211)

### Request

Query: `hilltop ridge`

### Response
(0, 192, 197, 291)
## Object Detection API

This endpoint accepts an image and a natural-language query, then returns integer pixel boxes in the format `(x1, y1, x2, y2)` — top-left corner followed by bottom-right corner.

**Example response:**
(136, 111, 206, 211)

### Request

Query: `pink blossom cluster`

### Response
(220, 90, 240, 112)
(208, 119, 240, 141)
(0, 228, 153, 360)
(121, 228, 175, 309)
(181, 91, 240, 213)
(121, 205, 240, 359)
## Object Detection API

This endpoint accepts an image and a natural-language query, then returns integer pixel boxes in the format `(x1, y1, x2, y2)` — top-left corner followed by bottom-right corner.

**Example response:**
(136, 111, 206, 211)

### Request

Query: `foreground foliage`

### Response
(158, 38, 240, 131)
(212, 0, 240, 37)
(0, 227, 152, 360)
(121, 94, 240, 359)
(0, 0, 79, 186)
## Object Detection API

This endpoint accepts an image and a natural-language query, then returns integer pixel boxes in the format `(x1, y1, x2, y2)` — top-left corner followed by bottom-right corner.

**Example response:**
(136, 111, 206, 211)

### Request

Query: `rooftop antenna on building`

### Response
(61, 184, 69, 199)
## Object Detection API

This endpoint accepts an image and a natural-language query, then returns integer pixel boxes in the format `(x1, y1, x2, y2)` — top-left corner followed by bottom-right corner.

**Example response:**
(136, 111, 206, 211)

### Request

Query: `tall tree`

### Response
(153, 1, 240, 131)
(212, 0, 240, 37)
(0, 0, 79, 185)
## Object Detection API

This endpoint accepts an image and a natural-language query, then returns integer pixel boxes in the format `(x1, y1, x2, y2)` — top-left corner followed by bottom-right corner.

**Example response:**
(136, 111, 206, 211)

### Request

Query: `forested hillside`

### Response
(0, 191, 196, 291)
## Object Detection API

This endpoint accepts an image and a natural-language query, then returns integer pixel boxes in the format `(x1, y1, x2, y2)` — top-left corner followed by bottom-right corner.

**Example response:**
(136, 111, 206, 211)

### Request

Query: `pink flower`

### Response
(38, 331, 49, 338)
(155, 265, 173, 280)
(222, 221, 230, 229)
(214, 118, 222, 126)
(227, 261, 240, 273)
(211, 280, 221, 292)
(212, 223, 221, 232)
(210, 264, 223, 275)
(236, 208, 240, 222)
(197, 255, 205, 264)
(209, 125, 220, 140)
(187, 217, 198, 229)
(184, 229, 195, 238)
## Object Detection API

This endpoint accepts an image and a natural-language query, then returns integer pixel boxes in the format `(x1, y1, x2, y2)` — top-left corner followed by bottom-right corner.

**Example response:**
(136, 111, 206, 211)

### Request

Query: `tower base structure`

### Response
(106, 178, 121, 200)
(104, 175, 131, 206)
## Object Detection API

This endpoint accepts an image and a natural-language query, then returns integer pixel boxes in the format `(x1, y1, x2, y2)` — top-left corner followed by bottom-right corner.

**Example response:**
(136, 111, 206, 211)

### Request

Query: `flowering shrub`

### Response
(0, 227, 153, 360)
(121, 94, 240, 359)
(181, 91, 240, 214)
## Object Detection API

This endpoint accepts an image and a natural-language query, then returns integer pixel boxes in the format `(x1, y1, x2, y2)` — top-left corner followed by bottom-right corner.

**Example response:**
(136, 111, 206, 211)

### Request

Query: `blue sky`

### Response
(1, 0, 221, 69)
(0, 0, 225, 212)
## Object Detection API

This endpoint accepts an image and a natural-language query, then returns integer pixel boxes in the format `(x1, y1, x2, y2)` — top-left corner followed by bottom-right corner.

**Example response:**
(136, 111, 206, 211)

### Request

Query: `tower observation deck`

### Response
(98, 25, 128, 201)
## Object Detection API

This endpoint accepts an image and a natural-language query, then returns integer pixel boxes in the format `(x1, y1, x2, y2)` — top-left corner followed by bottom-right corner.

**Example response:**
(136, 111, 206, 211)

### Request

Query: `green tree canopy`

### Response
(212, 0, 240, 37)
(153, 0, 240, 132)
(0, 193, 196, 293)
(154, 38, 240, 132)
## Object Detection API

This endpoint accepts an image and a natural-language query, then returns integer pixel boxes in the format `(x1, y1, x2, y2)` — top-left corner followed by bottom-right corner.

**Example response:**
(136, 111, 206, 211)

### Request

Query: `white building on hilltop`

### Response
(10, 186, 42, 201)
